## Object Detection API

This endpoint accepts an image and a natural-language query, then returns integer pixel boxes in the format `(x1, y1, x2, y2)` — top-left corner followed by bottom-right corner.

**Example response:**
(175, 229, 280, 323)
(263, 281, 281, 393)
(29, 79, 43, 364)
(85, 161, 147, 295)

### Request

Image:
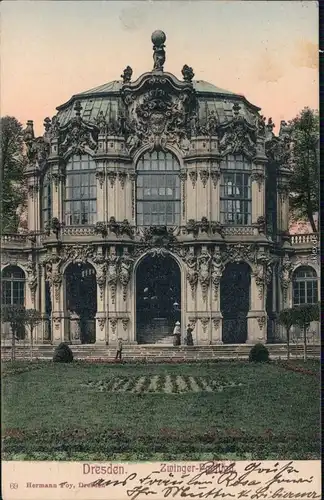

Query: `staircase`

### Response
(137, 317, 174, 344)
(1, 344, 320, 361)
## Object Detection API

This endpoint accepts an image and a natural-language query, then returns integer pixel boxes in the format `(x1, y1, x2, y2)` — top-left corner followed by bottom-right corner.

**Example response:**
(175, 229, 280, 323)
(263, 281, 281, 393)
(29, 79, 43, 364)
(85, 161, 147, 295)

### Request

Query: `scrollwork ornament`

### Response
(251, 172, 265, 192)
(212, 318, 221, 330)
(52, 316, 61, 331)
(199, 170, 209, 188)
(210, 170, 220, 188)
(200, 317, 210, 333)
(118, 172, 127, 189)
(97, 318, 106, 331)
(95, 171, 105, 188)
(109, 317, 118, 334)
(189, 171, 197, 189)
(121, 317, 130, 331)
(257, 315, 267, 331)
(107, 171, 117, 188)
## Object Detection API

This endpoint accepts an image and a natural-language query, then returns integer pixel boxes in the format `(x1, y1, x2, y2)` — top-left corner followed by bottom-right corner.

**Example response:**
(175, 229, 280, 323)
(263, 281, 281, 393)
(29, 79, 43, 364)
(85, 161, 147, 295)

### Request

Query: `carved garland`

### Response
(97, 318, 106, 331)
(210, 170, 220, 188)
(95, 171, 105, 188)
(251, 172, 265, 192)
(189, 171, 197, 189)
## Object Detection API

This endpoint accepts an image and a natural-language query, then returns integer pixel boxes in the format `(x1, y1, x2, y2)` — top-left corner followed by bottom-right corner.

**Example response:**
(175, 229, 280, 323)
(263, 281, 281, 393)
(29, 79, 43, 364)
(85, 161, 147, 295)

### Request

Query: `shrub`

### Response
(53, 343, 73, 363)
(249, 343, 269, 363)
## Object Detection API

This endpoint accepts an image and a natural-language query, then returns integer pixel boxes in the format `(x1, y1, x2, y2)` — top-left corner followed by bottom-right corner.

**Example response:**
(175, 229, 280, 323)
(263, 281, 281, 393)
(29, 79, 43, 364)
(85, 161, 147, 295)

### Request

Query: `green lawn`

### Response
(2, 360, 320, 461)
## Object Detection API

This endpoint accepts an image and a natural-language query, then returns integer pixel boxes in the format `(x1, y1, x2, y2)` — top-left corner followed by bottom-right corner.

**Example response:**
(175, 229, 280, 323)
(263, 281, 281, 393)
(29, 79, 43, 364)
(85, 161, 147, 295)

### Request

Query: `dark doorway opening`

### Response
(220, 262, 250, 343)
(65, 263, 97, 344)
(136, 254, 181, 344)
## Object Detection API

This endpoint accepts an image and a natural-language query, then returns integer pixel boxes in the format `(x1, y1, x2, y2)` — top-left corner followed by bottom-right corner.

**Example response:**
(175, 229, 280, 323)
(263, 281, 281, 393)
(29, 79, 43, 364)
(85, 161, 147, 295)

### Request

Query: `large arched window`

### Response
(64, 154, 96, 226)
(220, 154, 252, 225)
(1, 266, 25, 306)
(41, 170, 52, 227)
(292, 266, 318, 306)
(136, 151, 180, 226)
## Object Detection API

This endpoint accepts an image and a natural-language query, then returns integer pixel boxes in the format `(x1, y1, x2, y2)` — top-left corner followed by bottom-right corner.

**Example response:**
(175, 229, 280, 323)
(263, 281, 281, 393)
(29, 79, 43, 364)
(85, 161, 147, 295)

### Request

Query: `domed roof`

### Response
(56, 77, 259, 128)
(60, 78, 236, 102)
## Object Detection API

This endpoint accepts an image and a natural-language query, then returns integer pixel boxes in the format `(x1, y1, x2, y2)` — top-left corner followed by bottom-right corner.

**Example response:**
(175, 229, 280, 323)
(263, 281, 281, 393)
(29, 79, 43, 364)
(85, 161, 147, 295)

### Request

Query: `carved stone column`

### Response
(210, 246, 224, 344)
(247, 272, 267, 344)
(210, 164, 221, 222)
(49, 162, 64, 222)
(50, 261, 64, 344)
(178, 171, 187, 225)
(94, 249, 107, 344)
(107, 166, 117, 221)
(186, 168, 197, 220)
(129, 171, 137, 224)
(251, 168, 266, 224)
(26, 177, 40, 232)
(95, 160, 106, 223)
(197, 165, 210, 220)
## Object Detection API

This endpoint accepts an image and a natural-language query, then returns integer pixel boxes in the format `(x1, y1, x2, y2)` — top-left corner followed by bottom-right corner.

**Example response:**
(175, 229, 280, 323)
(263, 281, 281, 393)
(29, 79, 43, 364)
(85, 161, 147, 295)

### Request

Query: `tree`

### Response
(0, 116, 26, 233)
(277, 308, 295, 360)
(24, 309, 42, 361)
(288, 108, 319, 233)
(1, 305, 26, 361)
(292, 303, 319, 362)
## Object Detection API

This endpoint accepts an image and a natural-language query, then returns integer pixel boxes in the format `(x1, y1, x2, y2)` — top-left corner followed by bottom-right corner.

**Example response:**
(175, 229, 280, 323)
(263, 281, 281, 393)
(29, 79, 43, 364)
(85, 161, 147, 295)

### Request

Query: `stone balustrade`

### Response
(290, 233, 318, 246)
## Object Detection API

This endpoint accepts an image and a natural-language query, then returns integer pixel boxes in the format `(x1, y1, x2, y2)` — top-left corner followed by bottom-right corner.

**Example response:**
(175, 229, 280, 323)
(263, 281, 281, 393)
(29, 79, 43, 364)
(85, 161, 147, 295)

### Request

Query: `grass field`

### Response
(2, 360, 320, 461)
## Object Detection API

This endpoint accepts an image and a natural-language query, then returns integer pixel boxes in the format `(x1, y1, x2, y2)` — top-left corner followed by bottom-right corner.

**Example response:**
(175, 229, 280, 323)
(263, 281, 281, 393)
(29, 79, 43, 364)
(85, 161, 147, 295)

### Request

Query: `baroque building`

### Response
(1, 31, 320, 347)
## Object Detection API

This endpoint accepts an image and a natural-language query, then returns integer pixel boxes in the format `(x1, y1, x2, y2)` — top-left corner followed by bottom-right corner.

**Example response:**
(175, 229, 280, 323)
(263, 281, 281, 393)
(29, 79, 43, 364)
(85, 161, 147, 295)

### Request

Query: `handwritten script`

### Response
(2, 460, 321, 499)
(81, 461, 321, 499)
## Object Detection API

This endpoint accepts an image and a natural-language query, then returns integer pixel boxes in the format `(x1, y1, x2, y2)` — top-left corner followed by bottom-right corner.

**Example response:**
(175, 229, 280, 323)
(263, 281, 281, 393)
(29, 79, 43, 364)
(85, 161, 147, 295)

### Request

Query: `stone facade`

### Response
(1, 32, 320, 346)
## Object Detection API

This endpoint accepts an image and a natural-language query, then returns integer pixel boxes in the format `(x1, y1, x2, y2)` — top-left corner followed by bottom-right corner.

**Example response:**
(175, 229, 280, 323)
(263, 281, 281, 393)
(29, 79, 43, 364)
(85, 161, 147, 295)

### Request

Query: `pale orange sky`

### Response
(1, 0, 319, 136)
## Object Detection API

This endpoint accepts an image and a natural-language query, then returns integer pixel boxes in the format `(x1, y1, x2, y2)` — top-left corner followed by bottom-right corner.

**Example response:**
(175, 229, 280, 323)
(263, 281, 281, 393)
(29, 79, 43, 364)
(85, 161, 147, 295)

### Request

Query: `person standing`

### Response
(173, 321, 181, 346)
(115, 338, 123, 361)
(186, 323, 194, 346)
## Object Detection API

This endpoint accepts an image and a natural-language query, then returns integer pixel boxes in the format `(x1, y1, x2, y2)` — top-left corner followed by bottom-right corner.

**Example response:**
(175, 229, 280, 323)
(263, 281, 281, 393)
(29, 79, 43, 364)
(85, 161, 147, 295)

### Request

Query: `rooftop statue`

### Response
(182, 64, 194, 83)
(151, 30, 166, 71)
(121, 66, 133, 84)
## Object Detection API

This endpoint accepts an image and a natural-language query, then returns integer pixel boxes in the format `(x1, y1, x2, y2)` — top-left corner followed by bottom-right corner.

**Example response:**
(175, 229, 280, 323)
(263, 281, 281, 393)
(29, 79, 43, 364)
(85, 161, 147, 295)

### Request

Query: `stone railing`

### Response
(290, 233, 318, 246)
(1, 233, 29, 245)
(221, 226, 255, 236)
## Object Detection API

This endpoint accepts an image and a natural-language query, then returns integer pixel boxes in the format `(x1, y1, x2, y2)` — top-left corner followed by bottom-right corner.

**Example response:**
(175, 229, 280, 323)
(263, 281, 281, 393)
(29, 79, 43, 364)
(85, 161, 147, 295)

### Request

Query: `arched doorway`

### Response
(136, 254, 181, 344)
(65, 263, 97, 344)
(220, 262, 251, 343)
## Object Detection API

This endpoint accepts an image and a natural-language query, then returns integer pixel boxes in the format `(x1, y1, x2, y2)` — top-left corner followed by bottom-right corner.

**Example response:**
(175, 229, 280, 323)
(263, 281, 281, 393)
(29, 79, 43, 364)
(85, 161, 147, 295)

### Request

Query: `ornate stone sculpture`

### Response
(60, 102, 98, 155)
(95, 111, 108, 135)
(118, 249, 134, 301)
(185, 248, 198, 299)
(181, 64, 194, 83)
(280, 254, 293, 302)
(152, 30, 166, 71)
(121, 66, 133, 84)
(211, 250, 224, 301)
(26, 260, 37, 304)
(107, 249, 119, 304)
(198, 248, 211, 302)
(218, 103, 256, 158)
(93, 253, 106, 301)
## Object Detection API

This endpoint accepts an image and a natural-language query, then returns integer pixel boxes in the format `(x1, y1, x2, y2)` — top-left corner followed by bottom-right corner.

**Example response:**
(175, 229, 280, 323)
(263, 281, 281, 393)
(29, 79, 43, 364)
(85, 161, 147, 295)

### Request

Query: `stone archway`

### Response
(65, 263, 97, 344)
(220, 262, 251, 344)
(136, 253, 181, 344)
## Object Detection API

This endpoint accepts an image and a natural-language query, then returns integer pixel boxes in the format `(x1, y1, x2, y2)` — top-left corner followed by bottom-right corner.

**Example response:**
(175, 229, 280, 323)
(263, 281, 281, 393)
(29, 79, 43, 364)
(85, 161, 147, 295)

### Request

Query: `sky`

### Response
(1, 0, 319, 136)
